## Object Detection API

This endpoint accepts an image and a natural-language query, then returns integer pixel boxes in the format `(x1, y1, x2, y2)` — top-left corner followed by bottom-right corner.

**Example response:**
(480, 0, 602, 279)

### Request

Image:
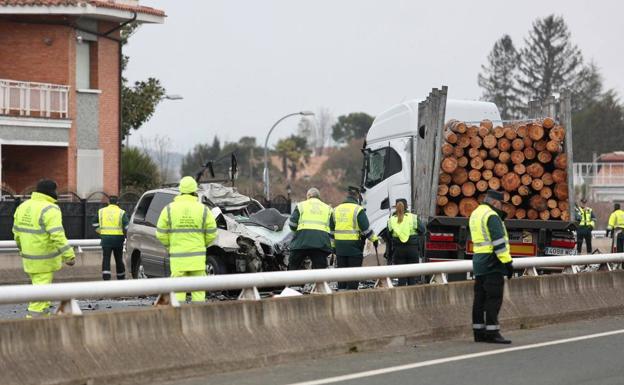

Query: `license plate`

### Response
(544, 247, 577, 256)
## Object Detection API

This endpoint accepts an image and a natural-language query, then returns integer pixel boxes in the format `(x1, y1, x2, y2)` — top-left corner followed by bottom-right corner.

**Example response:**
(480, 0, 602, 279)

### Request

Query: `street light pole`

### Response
(263, 111, 315, 201)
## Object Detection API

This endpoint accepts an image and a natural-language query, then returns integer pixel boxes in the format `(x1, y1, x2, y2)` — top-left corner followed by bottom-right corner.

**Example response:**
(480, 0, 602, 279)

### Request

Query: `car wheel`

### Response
(206, 255, 226, 275)
(132, 255, 148, 279)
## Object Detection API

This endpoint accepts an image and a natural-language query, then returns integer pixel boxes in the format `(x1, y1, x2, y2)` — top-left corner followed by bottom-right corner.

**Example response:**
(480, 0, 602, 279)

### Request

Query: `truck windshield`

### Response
(364, 147, 402, 188)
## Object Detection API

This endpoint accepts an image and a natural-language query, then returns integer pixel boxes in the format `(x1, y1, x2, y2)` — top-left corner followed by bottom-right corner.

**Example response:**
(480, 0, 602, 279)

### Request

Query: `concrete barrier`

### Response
(0, 250, 106, 285)
(1, 271, 623, 385)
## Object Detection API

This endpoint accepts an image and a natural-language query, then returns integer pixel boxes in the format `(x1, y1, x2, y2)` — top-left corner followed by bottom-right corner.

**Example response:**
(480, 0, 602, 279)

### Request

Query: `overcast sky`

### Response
(125, 0, 624, 153)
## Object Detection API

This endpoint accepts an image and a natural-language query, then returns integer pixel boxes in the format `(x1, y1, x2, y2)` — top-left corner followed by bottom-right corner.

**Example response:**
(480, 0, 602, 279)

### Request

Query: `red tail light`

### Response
(550, 239, 576, 249)
(429, 233, 454, 242)
(426, 242, 458, 251)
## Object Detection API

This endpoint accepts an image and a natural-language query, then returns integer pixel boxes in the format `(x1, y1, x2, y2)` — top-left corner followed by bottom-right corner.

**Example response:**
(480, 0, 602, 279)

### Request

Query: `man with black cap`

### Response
(575, 198, 596, 254)
(606, 203, 624, 252)
(469, 189, 513, 344)
(93, 195, 129, 280)
(13, 179, 75, 318)
(331, 186, 378, 290)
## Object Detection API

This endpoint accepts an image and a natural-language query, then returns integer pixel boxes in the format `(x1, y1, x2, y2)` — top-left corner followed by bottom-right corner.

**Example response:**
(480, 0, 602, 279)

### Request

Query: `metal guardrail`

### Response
(0, 239, 101, 254)
(0, 254, 623, 315)
(0, 79, 70, 118)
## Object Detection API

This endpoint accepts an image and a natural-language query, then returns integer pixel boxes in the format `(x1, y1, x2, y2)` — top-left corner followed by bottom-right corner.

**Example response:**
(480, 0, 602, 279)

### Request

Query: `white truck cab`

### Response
(362, 99, 502, 236)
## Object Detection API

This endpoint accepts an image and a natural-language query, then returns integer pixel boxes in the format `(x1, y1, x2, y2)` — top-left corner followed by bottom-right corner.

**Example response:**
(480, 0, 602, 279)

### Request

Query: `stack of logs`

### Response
(437, 118, 570, 221)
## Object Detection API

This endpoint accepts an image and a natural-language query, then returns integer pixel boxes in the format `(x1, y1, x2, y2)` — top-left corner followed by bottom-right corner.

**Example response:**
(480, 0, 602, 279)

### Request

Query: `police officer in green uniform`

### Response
(387, 199, 425, 286)
(332, 187, 378, 290)
(288, 187, 334, 270)
(469, 190, 513, 344)
(92, 195, 129, 280)
(575, 198, 596, 254)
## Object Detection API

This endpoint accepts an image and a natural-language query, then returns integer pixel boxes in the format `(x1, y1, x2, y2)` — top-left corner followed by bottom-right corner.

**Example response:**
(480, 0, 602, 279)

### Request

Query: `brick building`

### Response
(0, 0, 164, 197)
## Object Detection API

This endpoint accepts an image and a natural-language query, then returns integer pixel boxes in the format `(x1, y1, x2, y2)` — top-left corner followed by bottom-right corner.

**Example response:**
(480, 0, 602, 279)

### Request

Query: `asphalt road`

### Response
(161, 315, 624, 385)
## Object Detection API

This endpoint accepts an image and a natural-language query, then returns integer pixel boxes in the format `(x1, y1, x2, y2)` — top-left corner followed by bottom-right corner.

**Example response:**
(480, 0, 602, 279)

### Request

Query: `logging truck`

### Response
(361, 86, 577, 265)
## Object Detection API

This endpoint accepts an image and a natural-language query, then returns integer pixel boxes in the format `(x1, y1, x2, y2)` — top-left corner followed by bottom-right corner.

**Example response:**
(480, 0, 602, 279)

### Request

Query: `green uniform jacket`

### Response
(330, 197, 373, 257)
(92, 206, 129, 248)
(288, 202, 335, 252)
(472, 208, 508, 276)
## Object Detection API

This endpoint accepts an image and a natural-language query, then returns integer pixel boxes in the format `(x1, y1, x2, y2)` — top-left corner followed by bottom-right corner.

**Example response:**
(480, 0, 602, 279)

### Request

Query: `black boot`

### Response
(473, 329, 488, 342)
(486, 331, 511, 344)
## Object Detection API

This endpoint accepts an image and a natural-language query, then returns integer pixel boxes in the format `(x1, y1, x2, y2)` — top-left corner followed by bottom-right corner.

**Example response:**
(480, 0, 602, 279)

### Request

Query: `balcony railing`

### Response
(573, 162, 624, 186)
(0, 79, 69, 119)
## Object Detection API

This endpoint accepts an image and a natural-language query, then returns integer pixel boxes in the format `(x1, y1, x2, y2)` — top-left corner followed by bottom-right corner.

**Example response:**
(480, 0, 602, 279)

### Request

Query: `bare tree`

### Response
(140, 134, 176, 184)
(315, 107, 334, 155)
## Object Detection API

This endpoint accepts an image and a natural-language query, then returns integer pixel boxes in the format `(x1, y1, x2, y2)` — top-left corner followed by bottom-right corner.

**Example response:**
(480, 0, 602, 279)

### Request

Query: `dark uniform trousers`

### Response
(102, 247, 125, 280)
(337, 255, 363, 290)
(576, 226, 592, 254)
(392, 244, 419, 286)
(289, 249, 329, 270)
(472, 273, 504, 332)
(616, 231, 624, 253)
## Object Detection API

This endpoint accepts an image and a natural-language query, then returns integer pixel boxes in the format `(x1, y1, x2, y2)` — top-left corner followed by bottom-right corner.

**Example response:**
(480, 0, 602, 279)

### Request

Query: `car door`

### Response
(140, 192, 176, 277)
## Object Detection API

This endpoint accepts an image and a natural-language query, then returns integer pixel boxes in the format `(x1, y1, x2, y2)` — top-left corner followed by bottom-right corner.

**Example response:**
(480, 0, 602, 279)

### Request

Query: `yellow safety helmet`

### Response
(179, 176, 198, 194)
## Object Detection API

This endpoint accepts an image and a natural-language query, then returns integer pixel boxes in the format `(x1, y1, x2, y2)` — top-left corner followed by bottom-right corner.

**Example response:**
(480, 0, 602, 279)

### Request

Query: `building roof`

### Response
(0, 0, 165, 21)
(598, 151, 624, 162)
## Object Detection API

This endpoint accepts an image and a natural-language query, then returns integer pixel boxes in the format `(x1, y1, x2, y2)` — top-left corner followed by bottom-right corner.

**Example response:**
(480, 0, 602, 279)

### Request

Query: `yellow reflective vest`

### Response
(98, 204, 125, 236)
(388, 213, 419, 244)
(607, 209, 624, 230)
(579, 207, 595, 228)
(333, 202, 363, 241)
(469, 204, 511, 263)
(13, 192, 75, 274)
(296, 198, 331, 233)
(156, 194, 217, 273)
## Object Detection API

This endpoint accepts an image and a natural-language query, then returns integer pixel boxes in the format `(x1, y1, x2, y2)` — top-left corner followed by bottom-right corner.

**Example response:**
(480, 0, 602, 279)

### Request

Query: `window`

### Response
(76, 41, 91, 89)
(133, 194, 154, 224)
(364, 147, 403, 188)
(144, 193, 176, 227)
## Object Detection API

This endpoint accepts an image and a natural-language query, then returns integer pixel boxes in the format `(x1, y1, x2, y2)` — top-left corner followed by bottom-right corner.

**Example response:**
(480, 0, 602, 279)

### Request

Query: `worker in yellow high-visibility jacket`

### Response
(606, 203, 624, 252)
(93, 195, 128, 280)
(13, 179, 75, 318)
(156, 176, 217, 303)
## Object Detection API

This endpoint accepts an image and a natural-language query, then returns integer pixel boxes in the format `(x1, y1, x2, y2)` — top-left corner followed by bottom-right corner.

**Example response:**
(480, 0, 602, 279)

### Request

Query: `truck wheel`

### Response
(206, 255, 227, 275)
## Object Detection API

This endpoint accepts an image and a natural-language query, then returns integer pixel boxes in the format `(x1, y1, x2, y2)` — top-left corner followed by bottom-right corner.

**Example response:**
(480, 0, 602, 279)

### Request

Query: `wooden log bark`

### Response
(511, 138, 525, 151)
(457, 156, 469, 168)
(483, 159, 495, 170)
(494, 163, 509, 177)
(537, 150, 552, 164)
(524, 147, 537, 160)
(540, 186, 553, 199)
(554, 183, 569, 200)
(444, 130, 458, 144)
(443, 202, 459, 217)
(453, 146, 464, 158)
(517, 125, 528, 138)
(511, 151, 525, 164)
(527, 209, 539, 220)
(554, 153, 567, 170)
(518, 185, 531, 196)
(498, 151, 511, 163)
(526, 163, 545, 178)
(543, 117, 555, 129)
(459, 197, 479, 217)
(529, 195, 548, 211)
(452, 168, 468, 185)
(504, 127, 517, 141)
(467, 125, 479, 138)
(483, 134, 497, 149)
(488, 177, 501, 190)
(437, 195, 449, 207)
(482, 169, 494, 181)
(503, 191, 511, 202)
(461, 182, 476, 197)
(449, 119, 467, 134)
(513, 163, 526, 175)
(470, 157, 484, 170)
(515, 208, 527, 219)
(438, 184, 449, 196)
(493, 126, 505, 139)
(441, 142, 454, 156)
(549, 126, 565, 142)
(470, 136, 483, 149)
(441, 157, 458, 174)
(480, 119, 494, 130)
(478, 126, 490, 138)
(488, 148, 501, 159)
(552, 169, 567, 184)
(502, 172, 521, 192)
(528, 123, 545, 141)
(497, 138, 511, 152)
(521, 174, 532, 186)
(531, 178, 544, 191)
(449, 185, 461, 197)
(476, 180, 489, 192)
(468, 169, 482, 182)
(542, 172, 554, 186)
(439, 173, 452, 185)
(511, 195, 523, 206)
(546, 140, 562, 153)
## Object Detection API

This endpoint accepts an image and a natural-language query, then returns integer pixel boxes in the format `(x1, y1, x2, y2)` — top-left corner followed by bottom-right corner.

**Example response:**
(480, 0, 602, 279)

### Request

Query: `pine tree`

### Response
(517, 15, 583, 101)
(478, 35, 523, 120)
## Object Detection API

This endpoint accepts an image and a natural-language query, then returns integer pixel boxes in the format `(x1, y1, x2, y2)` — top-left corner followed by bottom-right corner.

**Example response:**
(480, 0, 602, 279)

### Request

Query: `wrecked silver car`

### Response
(125, 183, 291, 278)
